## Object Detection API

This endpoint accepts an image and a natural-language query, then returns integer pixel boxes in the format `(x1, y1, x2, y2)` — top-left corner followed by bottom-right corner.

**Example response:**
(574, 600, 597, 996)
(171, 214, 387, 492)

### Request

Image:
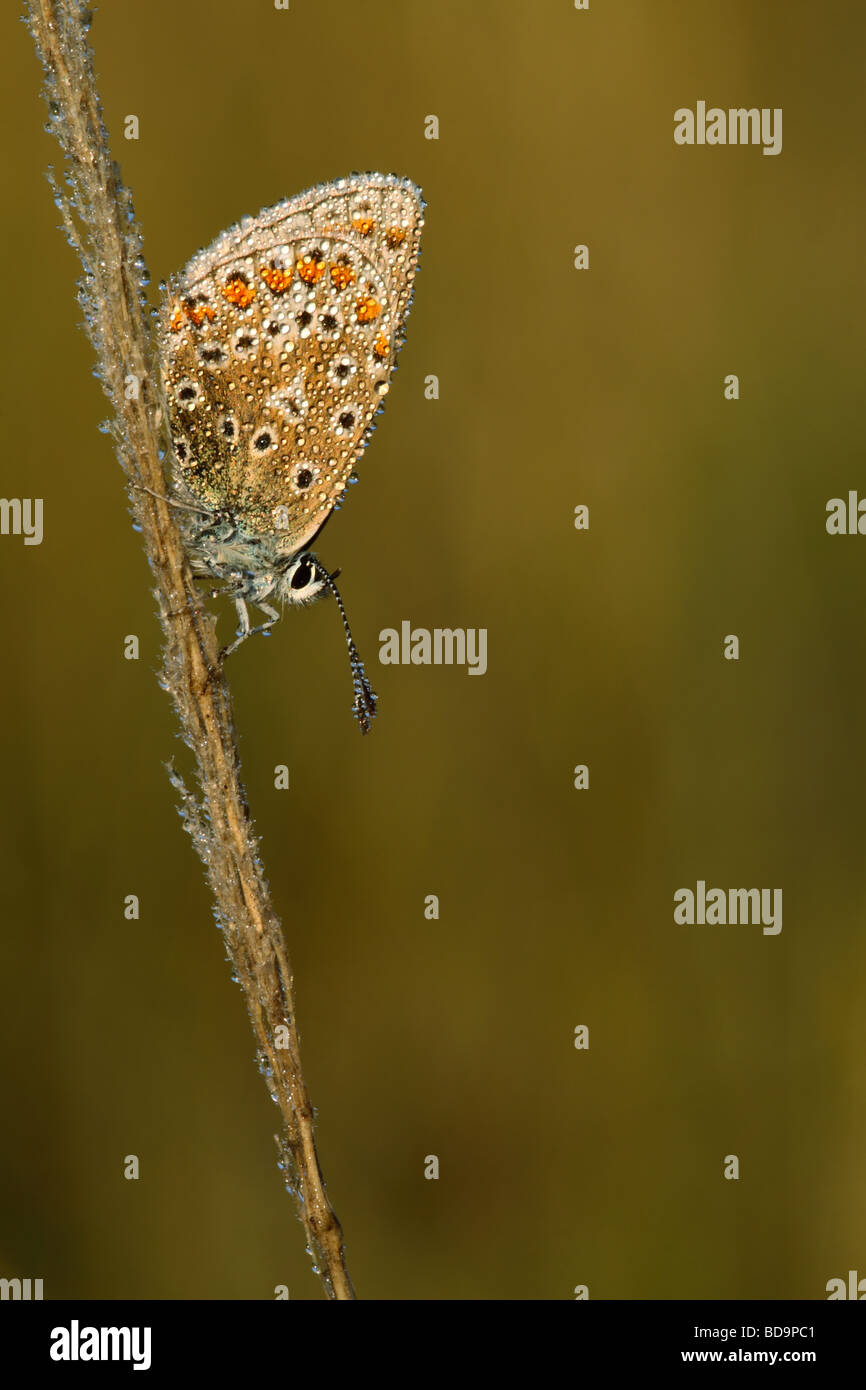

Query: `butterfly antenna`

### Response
(313, 564, 378, 734)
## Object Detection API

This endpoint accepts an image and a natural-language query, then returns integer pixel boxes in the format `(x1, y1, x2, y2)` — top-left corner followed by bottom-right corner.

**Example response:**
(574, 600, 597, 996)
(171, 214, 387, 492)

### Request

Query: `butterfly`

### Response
(158, 172, 424, 731)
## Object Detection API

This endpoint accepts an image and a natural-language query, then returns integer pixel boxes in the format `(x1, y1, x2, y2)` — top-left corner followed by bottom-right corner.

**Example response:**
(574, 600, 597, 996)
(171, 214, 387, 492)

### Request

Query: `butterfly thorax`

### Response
(179, 508, 319, 607)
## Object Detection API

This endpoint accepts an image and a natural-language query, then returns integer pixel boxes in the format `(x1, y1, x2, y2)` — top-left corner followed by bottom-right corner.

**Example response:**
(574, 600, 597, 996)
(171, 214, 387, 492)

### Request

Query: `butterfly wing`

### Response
(160, 173, 423, 553)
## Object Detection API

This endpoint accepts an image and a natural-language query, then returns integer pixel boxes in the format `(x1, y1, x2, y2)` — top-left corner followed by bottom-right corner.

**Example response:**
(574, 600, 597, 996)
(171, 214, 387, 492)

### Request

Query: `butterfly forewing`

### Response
(161, 174, 423, 552)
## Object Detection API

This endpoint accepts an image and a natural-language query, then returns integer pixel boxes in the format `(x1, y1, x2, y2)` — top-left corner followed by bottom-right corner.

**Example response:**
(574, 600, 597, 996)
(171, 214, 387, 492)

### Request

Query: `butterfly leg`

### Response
(218, 596, 251, 661)
(220, 598, 281, 660)
(247, 602, 281, 642)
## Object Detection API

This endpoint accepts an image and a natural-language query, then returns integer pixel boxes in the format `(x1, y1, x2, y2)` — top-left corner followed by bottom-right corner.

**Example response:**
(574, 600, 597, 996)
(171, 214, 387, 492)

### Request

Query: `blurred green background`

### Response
(2, 0, 865, 1299)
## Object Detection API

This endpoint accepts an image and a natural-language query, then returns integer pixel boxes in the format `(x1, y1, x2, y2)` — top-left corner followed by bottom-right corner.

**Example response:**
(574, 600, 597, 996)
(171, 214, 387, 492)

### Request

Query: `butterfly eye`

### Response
(281, 555, 326, 605)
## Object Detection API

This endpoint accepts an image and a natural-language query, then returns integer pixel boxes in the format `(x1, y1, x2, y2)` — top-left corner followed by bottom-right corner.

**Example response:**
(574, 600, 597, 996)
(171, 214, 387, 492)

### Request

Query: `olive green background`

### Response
(2, 0, 865, 1299)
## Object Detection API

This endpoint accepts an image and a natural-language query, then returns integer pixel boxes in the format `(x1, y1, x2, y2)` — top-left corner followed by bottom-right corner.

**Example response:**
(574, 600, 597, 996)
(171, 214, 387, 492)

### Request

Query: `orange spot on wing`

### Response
(169, 306, 184, 333)
(184, 300, 215, 327)
(297, 251, 326, 284)
(385, 226, 407, 247)
(260, 264, 293, 293)
(373, 331, 389, 358)
(222, 276, 256, 308)
(329, 262, 356, 292)
(353, 216, 376, 236)
(356, 294, 382, 323)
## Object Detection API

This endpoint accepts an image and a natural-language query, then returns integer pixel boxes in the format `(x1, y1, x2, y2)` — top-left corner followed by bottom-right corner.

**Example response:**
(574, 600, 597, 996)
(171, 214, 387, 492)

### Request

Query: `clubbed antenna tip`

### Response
(314, 565, 378, 734)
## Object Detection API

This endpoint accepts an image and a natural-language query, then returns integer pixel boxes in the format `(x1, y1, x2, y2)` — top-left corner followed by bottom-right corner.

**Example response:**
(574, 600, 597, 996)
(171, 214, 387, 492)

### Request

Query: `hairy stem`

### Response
(27, 0, 354, 1300)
